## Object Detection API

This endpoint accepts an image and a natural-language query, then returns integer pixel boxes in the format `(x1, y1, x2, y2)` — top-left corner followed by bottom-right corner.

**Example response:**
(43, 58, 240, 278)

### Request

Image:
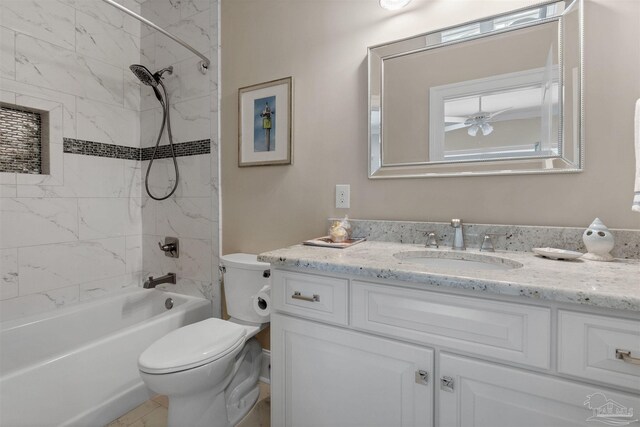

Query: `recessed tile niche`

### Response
(0, 104, 45, 174)
(0, 96, 64, 186)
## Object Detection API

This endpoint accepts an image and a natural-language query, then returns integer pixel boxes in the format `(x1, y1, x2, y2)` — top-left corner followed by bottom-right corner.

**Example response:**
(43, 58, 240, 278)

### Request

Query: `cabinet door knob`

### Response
(415, 370, 429, 385)
(440, 376, 454, 392)
(616, 349, 640, 366)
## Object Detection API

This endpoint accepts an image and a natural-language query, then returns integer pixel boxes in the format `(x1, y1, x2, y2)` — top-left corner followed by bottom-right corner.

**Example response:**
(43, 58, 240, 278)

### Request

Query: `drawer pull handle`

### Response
(292, 291, 320, 302)
(616, 349, 640, 365)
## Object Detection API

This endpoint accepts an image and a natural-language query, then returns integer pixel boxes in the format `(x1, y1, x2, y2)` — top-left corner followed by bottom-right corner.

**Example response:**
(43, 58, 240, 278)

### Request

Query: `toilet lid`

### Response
(138, 318, 246, 374)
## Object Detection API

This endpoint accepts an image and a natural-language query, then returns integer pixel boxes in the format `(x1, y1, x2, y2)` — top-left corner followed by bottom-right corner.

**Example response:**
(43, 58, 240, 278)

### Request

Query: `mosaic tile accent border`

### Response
(140, 139, 211, 161)
(63, 138, 210, 161)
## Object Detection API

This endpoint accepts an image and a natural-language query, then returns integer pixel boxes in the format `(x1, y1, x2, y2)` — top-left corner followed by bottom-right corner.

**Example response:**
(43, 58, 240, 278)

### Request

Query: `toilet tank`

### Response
(220, 253, 270, 323)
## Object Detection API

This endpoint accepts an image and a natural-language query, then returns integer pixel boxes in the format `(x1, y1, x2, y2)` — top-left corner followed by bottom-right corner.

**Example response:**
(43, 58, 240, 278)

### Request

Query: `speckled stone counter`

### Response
(259, 241, 640, 312)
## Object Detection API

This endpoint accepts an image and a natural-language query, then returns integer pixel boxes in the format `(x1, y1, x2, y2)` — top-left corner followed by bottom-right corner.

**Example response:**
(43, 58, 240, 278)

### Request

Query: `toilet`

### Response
(138, 254, 270, 427)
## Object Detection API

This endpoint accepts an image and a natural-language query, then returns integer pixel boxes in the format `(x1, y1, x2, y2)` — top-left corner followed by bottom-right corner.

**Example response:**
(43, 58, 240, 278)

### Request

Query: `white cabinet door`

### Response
(272, 313, 434, 427)
(439, 353, 640, 427)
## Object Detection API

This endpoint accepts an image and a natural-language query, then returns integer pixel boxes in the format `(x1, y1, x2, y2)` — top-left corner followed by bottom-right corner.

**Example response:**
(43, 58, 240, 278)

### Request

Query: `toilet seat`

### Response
(138, 318, 246, 374)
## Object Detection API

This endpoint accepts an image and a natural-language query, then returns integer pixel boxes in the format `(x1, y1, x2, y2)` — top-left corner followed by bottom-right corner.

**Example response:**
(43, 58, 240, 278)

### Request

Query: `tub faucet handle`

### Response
(158, 237, 179, 258)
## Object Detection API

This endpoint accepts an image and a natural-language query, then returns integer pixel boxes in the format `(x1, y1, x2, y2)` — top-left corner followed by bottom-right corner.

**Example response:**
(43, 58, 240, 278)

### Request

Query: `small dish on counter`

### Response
(303, 236, 366, 249)
(532, 247, 583, 260)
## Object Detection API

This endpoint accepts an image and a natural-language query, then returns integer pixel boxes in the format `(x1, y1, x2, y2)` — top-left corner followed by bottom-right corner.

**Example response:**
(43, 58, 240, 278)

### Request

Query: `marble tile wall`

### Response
(0, 0, 219, 322)
(139, 0, 220, 317)
(0, 0, 145, 321)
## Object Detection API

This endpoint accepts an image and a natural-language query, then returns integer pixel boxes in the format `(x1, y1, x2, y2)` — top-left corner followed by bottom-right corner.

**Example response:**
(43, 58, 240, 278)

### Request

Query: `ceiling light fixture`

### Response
(379, 0, 412, 11)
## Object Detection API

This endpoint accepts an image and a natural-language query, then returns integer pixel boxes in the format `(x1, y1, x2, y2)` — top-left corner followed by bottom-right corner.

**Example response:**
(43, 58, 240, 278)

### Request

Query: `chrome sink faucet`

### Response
(450, 219, 465, 250)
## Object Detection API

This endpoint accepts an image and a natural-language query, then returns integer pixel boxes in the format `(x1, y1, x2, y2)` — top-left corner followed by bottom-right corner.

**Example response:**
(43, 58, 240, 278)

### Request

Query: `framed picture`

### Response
(238, 77, 292, 167)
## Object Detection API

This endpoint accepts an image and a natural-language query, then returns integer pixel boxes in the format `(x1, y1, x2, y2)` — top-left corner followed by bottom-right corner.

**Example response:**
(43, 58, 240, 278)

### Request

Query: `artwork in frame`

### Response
(238, 77, 292, 166)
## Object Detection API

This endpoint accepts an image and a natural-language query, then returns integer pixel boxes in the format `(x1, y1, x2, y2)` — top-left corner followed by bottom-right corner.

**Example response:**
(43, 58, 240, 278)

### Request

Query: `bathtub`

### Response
(0, 288, 211, 427)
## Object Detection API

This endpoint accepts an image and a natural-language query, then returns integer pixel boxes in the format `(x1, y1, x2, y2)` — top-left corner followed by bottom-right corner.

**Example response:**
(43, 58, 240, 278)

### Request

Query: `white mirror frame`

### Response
(368, 0, 583, 179)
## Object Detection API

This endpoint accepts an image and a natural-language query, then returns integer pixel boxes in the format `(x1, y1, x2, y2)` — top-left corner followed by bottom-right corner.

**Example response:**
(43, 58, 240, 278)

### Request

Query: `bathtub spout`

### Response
(144, 273, 177, 289)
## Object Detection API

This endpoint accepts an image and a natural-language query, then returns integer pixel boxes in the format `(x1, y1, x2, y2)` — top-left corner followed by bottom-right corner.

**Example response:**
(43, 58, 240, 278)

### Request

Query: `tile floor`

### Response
(106, 382, 270, 427)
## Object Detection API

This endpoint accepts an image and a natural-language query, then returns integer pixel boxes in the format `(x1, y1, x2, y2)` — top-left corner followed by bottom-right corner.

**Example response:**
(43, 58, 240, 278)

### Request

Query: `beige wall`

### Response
(221, 0, 640, 255)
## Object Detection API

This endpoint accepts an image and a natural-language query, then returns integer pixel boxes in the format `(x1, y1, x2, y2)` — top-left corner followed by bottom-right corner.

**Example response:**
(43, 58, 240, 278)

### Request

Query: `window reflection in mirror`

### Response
(368, 0, 583, 178)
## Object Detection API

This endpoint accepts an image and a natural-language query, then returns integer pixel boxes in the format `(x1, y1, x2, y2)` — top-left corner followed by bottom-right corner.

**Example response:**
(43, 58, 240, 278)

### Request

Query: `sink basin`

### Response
(393, 250, 523, 272)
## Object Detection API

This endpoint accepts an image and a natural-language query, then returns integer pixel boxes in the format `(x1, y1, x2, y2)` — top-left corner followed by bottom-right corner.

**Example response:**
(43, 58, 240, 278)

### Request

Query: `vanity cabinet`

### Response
(271, 314, 434, 427)
(270, 269, 640, 427)
(438, 353, 637, 427)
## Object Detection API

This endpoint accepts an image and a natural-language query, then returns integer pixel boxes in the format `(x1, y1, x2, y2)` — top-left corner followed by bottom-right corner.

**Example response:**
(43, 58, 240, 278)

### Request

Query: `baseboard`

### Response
(259, 349, 270, 384)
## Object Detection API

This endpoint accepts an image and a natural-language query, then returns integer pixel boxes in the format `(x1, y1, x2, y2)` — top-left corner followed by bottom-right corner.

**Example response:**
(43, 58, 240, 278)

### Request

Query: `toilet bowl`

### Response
(138, 254, 270, 427)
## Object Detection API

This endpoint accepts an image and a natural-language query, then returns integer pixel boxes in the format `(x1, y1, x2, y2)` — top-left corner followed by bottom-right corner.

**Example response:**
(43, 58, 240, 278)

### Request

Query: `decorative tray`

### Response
(303, 236, 366, 249)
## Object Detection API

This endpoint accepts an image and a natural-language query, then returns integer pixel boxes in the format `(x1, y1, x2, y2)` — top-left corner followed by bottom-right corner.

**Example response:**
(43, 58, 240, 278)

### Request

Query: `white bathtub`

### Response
(0, 288, 211, 427)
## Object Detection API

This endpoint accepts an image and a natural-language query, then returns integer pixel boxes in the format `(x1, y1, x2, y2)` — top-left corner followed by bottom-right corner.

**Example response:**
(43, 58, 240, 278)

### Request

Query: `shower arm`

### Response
(100, 0, 210, 74)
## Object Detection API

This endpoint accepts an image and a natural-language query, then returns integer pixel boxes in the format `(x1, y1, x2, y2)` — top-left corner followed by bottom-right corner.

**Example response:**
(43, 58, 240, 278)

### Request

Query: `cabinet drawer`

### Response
(272, 270, 348, 325)
(558, 311, 640, 390)
(351, 281, 551, 368)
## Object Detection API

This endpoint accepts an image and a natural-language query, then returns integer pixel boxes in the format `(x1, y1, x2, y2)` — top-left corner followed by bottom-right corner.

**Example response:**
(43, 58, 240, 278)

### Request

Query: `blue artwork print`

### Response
(254, 96, 276, 152)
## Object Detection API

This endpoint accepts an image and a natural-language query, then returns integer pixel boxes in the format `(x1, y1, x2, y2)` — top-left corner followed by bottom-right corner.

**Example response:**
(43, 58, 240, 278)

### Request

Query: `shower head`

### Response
(129, 64, 158, 88)
(129, 64, 173, 103)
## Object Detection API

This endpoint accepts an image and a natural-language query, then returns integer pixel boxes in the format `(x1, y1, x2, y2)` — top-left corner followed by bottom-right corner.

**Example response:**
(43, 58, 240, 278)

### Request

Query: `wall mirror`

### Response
(368, 0, 583, 178)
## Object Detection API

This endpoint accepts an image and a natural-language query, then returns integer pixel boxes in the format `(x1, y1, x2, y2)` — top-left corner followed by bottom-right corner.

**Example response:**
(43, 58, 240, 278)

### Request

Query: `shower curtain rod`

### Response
(100, 0, 210, 74)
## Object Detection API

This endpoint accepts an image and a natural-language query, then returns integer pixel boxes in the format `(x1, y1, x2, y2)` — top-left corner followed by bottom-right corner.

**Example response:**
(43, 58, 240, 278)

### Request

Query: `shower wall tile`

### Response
(117, 0, 144, 38)
(0, 89, 15, 104)
(126, 235, 143, 273)
(140, 33, 156, 70)
(62, 0, 124, 31)
(63, 154, 127, 197)
(169, 95, 212, 142)
(0, 0, 75, 50)
(124, 160, 143, 199)
(78, 272, 141, 301)
(20, 154, 126, 198)
(0, 185, 17, 198)
(15, 35, 124, 106)
(18, 237, 127, 295)
(78, 198, 142, 239)
(145, 154, 212, 198)
(77, 98, 140, 147)
(140, 108, 159, 147)
(155, 11, 210, 67)
(0, 248, 19, 300)
(141, 0, 181, 38)
(156, 197, 213, 239)
(0, 27, 16, 80)
(175, 56, 211, 103)
(0, 78, 77, 139)
(141, 196, 157, 235)
(124, 71, 142, 111)
(143, 234, 212, 282)
(75, 11, 141, 69)
(0, 198, 79, 249)
(182, 0, 210, 20)
(0, 285, 79, 323)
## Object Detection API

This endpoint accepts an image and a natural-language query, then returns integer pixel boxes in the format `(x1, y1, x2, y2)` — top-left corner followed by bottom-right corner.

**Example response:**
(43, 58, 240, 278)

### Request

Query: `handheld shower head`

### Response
(129, 64, 163, 102)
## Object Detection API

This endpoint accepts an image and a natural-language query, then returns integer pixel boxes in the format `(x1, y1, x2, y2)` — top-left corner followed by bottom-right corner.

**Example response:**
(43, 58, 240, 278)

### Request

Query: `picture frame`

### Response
(238, 77, 292, 167)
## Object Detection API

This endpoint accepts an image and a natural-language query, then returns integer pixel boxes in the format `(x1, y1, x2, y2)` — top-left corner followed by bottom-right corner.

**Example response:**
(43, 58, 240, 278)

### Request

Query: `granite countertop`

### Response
(259, 241, 640, 312)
